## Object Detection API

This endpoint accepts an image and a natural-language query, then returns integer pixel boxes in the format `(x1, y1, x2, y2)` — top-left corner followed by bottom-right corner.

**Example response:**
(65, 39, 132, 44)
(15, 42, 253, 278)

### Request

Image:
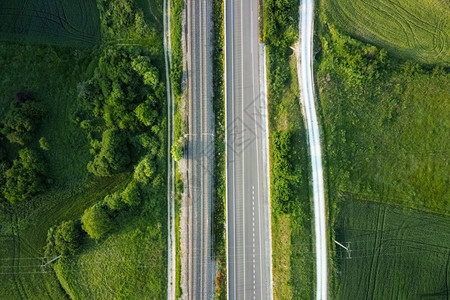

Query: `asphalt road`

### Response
(185, 0, 215, 298)
(298, 0, 328, 299)
(225, 0, 272, 299)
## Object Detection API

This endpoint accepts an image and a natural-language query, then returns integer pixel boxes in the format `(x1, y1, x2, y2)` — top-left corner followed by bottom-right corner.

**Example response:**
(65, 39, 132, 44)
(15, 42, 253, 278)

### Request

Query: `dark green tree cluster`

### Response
(79, 153, 163, 242)
(1, 100, 45, 145)
(3, 148, 47, 204)
(263, 0, 298, 49)
(81, 203, 112, 240)
(87, 128, 130, 176)
(0, 97, 49, 204)
(44, 220, 82, 256)
(77, 47, 165, 177)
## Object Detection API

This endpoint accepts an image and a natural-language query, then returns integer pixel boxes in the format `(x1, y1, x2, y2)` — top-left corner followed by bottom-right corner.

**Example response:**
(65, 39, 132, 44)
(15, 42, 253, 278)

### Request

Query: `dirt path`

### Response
(163, 0, 176, 298)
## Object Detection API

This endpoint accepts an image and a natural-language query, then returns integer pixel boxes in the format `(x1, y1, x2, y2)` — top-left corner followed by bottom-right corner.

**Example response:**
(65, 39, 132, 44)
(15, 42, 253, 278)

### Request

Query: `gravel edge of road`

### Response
(163, 0, 176, 298)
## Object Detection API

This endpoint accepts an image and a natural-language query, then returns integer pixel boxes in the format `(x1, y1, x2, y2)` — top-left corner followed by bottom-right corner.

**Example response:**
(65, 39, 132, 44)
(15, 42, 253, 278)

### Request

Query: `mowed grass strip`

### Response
(335, 199, 450, 299)
(0, 0, 100, 46)
(323, 0, 450, 65)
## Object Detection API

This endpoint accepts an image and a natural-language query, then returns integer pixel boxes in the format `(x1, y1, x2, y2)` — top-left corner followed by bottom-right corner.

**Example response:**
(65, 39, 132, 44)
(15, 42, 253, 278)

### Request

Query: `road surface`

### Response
(184, 0, 215, 298)
(225, 0, 272, 299)
(298, 0, 328, 299)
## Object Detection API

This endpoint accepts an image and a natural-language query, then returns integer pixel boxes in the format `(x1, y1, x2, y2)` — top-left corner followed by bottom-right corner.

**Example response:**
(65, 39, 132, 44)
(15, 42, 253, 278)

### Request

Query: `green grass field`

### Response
(317, 27, 450, 215)
(54, 207, 166, 299)
(335, 199, 450, 299)
(323, 0, 450, 65)
(0, 43, 131, 299)
(318, 1, 450, 298)
(0, 0, 100, 47)
(0, 0, 166, 298)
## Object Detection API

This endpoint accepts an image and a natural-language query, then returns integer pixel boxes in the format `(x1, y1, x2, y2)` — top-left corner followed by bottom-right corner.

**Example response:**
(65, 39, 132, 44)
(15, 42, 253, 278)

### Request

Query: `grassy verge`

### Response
(168, 0, 184, 297)
(262, 0, 314, 298)
(212, 0, 226, 298)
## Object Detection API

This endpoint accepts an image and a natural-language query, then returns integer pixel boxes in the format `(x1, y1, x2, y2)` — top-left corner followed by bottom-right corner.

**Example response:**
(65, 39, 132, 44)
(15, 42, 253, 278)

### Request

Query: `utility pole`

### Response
(41, 254, 62, 271)
(335, 240, 352, 259)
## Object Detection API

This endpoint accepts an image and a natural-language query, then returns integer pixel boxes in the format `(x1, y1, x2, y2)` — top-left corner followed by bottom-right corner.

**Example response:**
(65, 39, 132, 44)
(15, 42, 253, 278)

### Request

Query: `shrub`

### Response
(1, 100, 46, 145)
(171, 144, 183, 162)
(103, 191, 125, 211)
(3, 148, 47, 203)
(81, 203, 112, 240)
(45, 220, 82, 257)
(87, 128, 130, 176)
(39, 137, 50, 150)
(121, 181, 141, 206)
(133, 155, 156, 184)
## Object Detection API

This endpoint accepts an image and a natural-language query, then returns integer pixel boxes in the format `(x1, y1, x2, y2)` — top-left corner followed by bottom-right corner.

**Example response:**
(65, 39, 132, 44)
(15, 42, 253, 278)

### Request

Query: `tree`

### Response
(1, 101, 45, 145)
(3, 148, 46, 203)
(81, 203, 112, 240)
(133, 155, 155, 184)
(87, 128, 131, 176)
(39, 137, 50, 150)
(121, 181, 141, 206)
(45, 220, 82, 256)
(103, 191, 124, 211)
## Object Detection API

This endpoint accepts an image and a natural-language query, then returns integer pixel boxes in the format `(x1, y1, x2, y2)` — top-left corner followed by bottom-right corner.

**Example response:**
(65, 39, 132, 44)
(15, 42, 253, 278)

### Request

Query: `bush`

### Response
(133, 155, 156, 184)
(121, 181, 141, 206)
(1, 100, 46, 145)
(45, 220, 82, 256)
(39, 137, 50, 150)
(87, 128, 130, 176)
(103, 191, 125, 211)
(3, 148, 47, 203)
(170, 144, 183, 162)
(81, 203, 112, 240)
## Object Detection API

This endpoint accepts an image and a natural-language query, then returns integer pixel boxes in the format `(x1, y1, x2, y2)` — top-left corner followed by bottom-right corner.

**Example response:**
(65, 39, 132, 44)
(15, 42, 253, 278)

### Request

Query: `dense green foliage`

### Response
(263, 0, 314, 297)
(1, 100, 46, 145)
(45, 220, 82, 257)
(87, 128, 131, 176)
(81, 203, 113, 240)
(323, 0, 450, 65)
(3, 148, 47, 203)
(0, 0, 101, 47)
(211, 0, 227, 297)
(335, 200, 450, 299)
(317, 25, 450, 215)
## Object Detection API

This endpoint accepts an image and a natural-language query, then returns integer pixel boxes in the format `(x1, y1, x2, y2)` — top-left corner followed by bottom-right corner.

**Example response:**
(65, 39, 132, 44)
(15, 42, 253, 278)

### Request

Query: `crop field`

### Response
(323, 0, 450, 65)
(335, 199, 450, 299)
(0, 0, 100, 46)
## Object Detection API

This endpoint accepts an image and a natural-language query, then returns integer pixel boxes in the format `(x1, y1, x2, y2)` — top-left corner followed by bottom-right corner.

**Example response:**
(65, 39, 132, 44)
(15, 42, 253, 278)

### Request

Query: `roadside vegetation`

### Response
(323, 0, 450, 65)
(0, 0, 167, 298)
(211, 0, 226, 298)
(169, 0, 184, 297)
(317, 0, 450, 297)
(263, 0, 314, 298)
